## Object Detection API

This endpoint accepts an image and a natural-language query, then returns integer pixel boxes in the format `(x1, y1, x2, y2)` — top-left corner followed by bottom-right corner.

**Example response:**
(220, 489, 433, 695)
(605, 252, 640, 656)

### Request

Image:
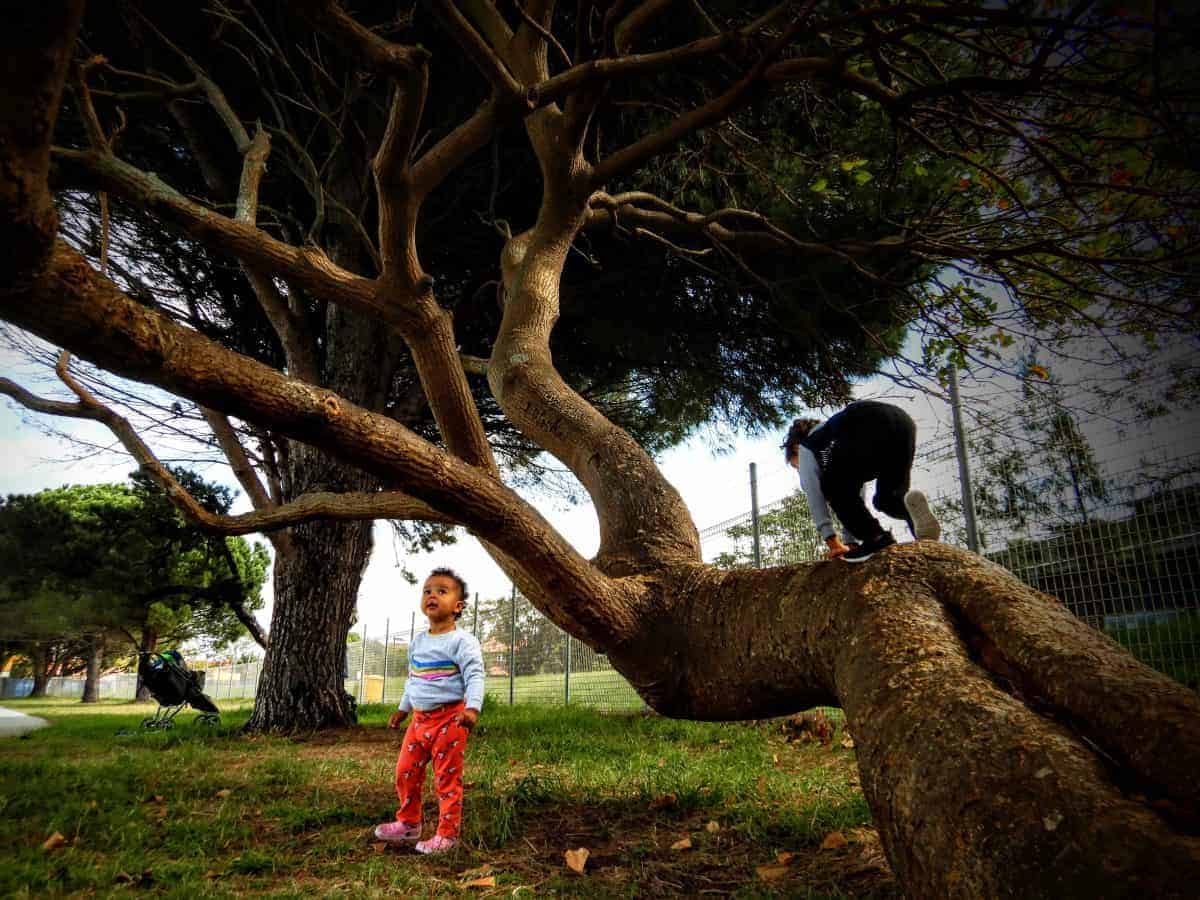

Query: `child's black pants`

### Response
(818, 402, 917, 541)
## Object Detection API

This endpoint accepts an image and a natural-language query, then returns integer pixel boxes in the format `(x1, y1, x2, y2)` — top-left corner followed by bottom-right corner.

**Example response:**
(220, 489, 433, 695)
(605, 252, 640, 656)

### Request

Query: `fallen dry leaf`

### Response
(705, 820, 720, 833)
(776, 851, 795, 865)
(463, 876, 496, 889)
(42, 832, 67, 851)
(564, 847, 589, 875)
(370, 842, 387, 853)
(841, 735, 855, 749)
(656, 757, 666, 767)
(215, 788, 232, 799)
(756, 865, 789, 882)
(756, 776, 767, 795)
(772, 753, 780, 767)
(649, 793, 676, 810)
(670, 837, 692, 851)
(820, 831, 849, 851)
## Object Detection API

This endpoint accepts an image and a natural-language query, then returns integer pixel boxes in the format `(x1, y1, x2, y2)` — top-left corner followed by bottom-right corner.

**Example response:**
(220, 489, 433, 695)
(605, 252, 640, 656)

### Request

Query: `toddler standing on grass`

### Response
(374, 567, 484, 855)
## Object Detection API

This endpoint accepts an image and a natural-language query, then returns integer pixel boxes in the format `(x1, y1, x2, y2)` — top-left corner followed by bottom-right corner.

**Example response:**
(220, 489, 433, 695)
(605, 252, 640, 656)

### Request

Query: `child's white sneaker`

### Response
(904, 489, 941, 541)
(415, 835, 458, 854)
(374, 821, 421, 843)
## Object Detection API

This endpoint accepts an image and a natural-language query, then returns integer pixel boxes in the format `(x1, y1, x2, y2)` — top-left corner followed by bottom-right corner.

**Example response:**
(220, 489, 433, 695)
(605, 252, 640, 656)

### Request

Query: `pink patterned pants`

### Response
(393, 701, 468, 838)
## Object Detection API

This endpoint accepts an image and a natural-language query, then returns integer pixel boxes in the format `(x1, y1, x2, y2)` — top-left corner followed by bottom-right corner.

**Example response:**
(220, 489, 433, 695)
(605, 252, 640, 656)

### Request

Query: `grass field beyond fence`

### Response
(0, 699, 895, 898)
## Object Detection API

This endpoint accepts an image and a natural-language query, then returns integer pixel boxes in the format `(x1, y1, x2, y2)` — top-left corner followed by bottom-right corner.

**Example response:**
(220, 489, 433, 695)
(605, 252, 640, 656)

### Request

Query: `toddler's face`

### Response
(422, 574, 463, 622)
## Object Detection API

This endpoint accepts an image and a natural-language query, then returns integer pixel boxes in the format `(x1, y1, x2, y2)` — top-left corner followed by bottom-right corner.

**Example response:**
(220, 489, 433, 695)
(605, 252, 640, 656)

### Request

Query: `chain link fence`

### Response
(699, 386, 1200, 692)
(340, 595, 644, 711)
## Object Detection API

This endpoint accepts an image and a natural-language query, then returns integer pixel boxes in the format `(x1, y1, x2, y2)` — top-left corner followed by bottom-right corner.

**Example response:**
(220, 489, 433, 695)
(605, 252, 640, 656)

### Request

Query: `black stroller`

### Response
(136, 650, 221, 730)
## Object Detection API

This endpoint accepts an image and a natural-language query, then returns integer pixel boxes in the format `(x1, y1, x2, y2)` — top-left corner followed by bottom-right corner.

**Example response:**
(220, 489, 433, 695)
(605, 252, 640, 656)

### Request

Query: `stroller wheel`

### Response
(197, 714, 221, 728)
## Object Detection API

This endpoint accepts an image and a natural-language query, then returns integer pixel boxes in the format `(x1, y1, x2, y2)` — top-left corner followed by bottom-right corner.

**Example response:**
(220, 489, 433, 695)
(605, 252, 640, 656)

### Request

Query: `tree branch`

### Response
(529, 31, 741, 108)
(0, 245, 643, 646)
(431, 0, 525, 98)
(199, 408, 274, 512)
(410, 97, 507, 200)
(613, 0, 676, 55)
(374, 66, 430, 283)
(591, 7, 814, 187)
(0, 2, 86, 290)
(295, 0, 429, 78)
(52, 148, 393, 328)
(0, 356, 459, 538)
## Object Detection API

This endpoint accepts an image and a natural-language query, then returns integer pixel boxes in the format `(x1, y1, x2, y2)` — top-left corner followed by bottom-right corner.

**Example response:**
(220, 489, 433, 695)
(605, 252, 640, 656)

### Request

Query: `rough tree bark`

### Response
(3, 4, 1199, 897)
(81, 636, 102, 703)
(28, 643, 51, 699)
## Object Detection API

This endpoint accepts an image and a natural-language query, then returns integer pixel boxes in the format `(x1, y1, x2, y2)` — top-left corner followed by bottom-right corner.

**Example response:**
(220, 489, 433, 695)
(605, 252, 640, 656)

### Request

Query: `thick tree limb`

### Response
(374, 68, 430, 285)
(0, 245, 643, 646)
(410, 98, 506, 201)
(0, 1, 86, 290)
(295, 0, 431, 78)
(431, 0, 525, 98)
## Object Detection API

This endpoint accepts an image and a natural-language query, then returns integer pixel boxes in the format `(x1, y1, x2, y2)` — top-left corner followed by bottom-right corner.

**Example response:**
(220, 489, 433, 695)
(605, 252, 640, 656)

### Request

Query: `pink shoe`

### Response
(415, 835, 458, 855)
(374, 821, 421, 843)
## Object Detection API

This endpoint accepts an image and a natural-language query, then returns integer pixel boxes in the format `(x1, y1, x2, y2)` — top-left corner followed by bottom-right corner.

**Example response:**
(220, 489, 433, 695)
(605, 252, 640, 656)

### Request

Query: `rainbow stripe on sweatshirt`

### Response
(410, 657, 459, 681)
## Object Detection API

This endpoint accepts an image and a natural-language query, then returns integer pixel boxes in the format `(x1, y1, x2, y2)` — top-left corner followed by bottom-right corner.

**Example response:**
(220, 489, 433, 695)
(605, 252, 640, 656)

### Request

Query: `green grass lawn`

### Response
(0, 698, 894, 898)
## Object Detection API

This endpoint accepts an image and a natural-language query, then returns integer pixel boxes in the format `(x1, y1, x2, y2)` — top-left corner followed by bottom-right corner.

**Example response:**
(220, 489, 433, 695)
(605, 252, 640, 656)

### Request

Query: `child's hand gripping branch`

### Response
(373, 568, 485, 855)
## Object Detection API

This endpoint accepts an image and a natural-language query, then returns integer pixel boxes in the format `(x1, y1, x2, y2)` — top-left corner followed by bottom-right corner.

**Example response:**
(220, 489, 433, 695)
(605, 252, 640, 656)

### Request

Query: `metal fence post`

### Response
(357, 623, 368, 703)
(381, 618, 390, 705)
(750, 462, 762, 567)
(564, 634, 571, 704)
(509, 582, 516, 705)
(949, 366, 981, 551)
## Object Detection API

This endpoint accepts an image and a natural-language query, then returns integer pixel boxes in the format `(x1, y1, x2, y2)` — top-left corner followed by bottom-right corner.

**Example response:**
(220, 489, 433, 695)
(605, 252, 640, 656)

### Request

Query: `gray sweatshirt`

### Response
(397, 628, 485, 713)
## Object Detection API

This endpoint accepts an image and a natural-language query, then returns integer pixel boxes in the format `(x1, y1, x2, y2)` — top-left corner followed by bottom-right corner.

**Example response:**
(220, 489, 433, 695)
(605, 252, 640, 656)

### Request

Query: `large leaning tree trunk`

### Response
(3, 3, 1199, 896)
(246, 315, 395, 731)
